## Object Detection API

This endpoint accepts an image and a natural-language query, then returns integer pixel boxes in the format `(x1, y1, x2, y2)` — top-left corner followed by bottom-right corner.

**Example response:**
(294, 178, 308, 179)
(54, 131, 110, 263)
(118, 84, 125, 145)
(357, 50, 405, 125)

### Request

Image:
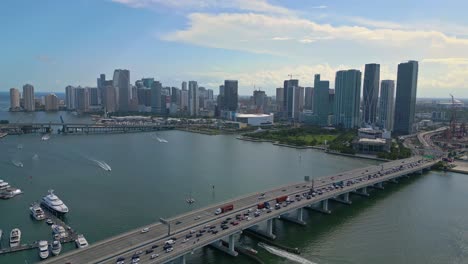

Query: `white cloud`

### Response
(272, 37, 290, 41)
(422, 58, 468, 65)
(311, 5, 327, 9)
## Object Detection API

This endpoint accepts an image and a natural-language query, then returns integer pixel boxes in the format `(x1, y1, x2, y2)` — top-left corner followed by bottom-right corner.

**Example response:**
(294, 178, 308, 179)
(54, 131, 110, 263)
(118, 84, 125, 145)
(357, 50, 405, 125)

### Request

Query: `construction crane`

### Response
(288, 74, 293, 80)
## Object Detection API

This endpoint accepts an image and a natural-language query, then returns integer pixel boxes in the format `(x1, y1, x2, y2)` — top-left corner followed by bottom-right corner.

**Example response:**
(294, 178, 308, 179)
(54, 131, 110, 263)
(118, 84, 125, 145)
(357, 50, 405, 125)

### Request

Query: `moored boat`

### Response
(9, 228, 21, 247)
(75, 234, 88, 248)
(30, 203, 45, 220)
(38, 240, 49, 259)
(50, 240, 62, 256)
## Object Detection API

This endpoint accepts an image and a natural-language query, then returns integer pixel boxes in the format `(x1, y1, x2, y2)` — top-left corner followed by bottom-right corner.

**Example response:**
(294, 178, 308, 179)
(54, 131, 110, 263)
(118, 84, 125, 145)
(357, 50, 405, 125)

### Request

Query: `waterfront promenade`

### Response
(44, 156, 436, 264)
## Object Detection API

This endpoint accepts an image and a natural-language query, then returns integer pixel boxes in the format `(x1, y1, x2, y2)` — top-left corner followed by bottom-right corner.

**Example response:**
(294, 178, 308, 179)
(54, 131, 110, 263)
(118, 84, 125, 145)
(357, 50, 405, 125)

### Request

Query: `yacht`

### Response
(0, 180, 10, 190)
(50, 240, 62, 256)
(30, 204, 45, 220)
(9, 228, 21, 247)
(51, 224, 68, 238)
(41, 190, 69, 215)
(75, 234, 88, 248)
(38, 240, 49, 259)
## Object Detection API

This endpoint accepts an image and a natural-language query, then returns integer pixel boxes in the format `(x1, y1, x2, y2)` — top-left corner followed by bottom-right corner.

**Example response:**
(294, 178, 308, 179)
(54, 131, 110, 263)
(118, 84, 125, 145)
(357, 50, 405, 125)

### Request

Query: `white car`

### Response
(165, 247, 173, 253)
(150, 253, 159, 259)
(182, 238, 189, 243)
(141, 228, 150, 233)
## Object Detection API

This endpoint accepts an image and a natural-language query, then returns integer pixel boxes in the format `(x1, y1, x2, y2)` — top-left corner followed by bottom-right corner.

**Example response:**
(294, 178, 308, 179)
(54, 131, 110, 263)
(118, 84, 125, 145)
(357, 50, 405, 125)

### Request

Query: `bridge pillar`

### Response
(210, 236, 239, 257)
(179, 255, 186, 264)
(352, 187, 370, 197)
(247, 218, 276, 239)
(389, 178, 399, 184)
(307, 199, 332, 214)
(370, 182, 384, 190)
(280, 208, 306, 226)
(331, 192, 352, 205)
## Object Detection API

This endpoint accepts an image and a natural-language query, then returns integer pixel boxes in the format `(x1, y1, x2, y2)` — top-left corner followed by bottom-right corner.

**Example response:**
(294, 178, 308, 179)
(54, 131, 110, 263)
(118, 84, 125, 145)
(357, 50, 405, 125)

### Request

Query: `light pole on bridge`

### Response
(160, 218, 171, 236)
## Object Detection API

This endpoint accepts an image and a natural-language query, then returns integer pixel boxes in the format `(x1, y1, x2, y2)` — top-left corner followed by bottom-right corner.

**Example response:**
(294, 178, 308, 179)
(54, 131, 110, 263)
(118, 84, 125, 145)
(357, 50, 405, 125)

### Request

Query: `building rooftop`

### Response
(236, 113, 273, 118)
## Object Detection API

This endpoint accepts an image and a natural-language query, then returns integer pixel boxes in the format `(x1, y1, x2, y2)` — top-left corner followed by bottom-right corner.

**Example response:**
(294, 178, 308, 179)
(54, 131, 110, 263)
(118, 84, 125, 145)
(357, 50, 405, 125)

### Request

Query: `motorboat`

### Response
(9, 228, 21, 247)
(41, 134, 51, 141)
(41, 190, 69, 215)
(50, 240, 62, 256)
(12, 160, 23, 168)
(30, 203, 45, 220)
(0, 180, 10, 190)
(46, 218, 54, 225)
(38, 240, 49, 259)
(51, 224, 68, 238)
(75, 234, 89, 248)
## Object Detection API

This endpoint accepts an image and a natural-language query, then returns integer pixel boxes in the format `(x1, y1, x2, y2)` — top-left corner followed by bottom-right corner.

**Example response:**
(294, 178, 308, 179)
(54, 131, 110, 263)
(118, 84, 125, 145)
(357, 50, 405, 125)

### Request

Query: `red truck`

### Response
(276, 195, 288, 203)
(215, 204, 234, 215)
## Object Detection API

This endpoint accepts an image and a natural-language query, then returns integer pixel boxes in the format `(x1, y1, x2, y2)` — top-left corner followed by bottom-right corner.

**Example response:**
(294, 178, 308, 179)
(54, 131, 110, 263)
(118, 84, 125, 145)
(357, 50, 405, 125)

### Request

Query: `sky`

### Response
(2, 0, 468, 98)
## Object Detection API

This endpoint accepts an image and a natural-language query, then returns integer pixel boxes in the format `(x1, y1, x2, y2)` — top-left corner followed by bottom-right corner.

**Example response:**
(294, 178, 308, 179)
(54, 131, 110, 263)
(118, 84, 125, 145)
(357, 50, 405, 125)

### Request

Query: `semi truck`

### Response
(215, 204, 234, 215)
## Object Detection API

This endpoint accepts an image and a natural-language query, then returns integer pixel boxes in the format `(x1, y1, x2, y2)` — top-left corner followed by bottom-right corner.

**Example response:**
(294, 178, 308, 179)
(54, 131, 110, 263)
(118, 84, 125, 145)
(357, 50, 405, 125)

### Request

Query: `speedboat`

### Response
(38, 240, 49, 259)
(30, 204, 45, 220)
(9, 228, 21, 247)
(50, 240, 62, 256)
(75, 234, 88, 248)
(41, 134, 51, 141)
(51, 224, 68, 238)
(41, 190, 69, 215)
(46, 218, 53, 225)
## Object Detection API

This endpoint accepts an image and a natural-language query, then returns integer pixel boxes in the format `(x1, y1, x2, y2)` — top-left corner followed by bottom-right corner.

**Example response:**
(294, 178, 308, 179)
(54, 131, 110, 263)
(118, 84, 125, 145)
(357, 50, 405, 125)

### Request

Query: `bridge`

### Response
(43, 156, 438, 264)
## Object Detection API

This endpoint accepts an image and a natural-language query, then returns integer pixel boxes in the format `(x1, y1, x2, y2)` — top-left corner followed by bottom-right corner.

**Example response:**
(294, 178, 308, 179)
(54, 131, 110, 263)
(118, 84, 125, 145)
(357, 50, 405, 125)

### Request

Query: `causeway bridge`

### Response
(44, 156, 438, 264)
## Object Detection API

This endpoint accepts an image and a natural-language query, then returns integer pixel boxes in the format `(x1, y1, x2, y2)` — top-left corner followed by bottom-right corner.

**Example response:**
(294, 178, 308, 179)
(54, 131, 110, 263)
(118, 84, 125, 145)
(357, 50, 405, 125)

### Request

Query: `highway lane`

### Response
(44, 156, 433, 264)
(103, 157, 436, 264)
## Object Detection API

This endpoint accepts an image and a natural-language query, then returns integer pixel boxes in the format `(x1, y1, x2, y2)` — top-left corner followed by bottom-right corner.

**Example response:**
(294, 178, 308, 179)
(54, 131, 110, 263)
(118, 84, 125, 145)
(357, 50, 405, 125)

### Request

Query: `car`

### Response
(141, 227, 150, 233)
(267, 209, 272, 213)
(151, 244, 159, 249)
(231, 221, 239, 226)
(194, 216, 201, 220)
(246, 217, 252, 221)
(196, 233, 203, 237)
(165, 247, 173, 253)
(199, 229, 206, 233)
(170, 237, 177, 241)
(116, 256, 125, 264)
(165, 239, 175, 245)
(182, 238, 189, 243)
(210, 226, 216, 229)
(132, 258, 140, 264)
(221, 225, 229, 230)
(150, 253, 159, 259)
(275, 203, 281, 210)
(135, 250, 143, 255)
(226, 217, 232, 221)
(175, 221, 182, 225)
(145, 249, 154, 254)
(186, 234, 193, 239)
(212, 230, 218, 234)
(190, 229, 196, 234)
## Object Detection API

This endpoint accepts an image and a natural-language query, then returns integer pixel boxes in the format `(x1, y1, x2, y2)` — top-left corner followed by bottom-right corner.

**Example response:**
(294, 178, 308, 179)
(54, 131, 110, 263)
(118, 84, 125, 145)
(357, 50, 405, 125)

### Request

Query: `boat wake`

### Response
(258, 243, 317, 264)
(88, 158, 111, 171)
(12, 160, 24, 168)
(152, 134, 168, 143)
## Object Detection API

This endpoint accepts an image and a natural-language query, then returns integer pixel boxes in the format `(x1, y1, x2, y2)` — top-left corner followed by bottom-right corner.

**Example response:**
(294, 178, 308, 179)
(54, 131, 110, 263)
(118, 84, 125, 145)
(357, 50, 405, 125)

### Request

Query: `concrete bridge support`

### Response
(370, 182, 384, 190)
(248, 218, 276, 240)
(280, 207, 306, 226)
(331, 192, 352, 205)
(352, 187, 370, 197)
(307, 199, 331, 214)
(210, 234, 239, 256)
(389, 178, 399, 184)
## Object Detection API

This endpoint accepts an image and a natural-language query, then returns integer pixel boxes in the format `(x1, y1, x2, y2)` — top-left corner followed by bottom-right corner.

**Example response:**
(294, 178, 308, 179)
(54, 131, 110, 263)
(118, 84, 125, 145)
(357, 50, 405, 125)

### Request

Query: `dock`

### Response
(0, 205, 79, 256)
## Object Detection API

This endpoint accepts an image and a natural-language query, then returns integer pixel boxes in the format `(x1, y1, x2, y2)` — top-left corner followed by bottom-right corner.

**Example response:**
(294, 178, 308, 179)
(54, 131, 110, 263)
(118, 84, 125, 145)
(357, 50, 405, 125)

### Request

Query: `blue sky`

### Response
(2, 0, 468, 98)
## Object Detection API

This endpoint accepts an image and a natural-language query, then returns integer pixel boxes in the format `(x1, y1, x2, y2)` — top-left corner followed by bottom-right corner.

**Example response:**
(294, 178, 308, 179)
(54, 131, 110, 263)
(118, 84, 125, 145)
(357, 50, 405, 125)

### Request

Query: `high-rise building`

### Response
(394, 61, 418, 135)
(333, 69, 362, 129)
(103, 85, 116, 113)
(88, 87, 99, 106)
(171, 87, 181, 105)
(379, 80, 395, 131)
(23, 84, 35, 111)
(283, 79, 299, 120)
(142, 78, 154, 89)
(293, 86, 304, 119)
(363, 63, 380, 125)
(304, 87, 314, 110)
(75, 87, 90, 112)
(181, 89, 189, 112)
(97, 74, 106, 104)
(9, 88, 20, 110)
(45, 93, 59, 111)
(253, 90, 267, 113)
(188, 81, 199, 116)
(65, 85, 76, 110)
(181, 81, 187, 91)
(312, 74, 330, 126)
(207, 89, 214, 100)
(113, 69, 130, 112)
(224, 80, 238, 112)
(276, 88, 284, 113)
(151, 81, 162, 113)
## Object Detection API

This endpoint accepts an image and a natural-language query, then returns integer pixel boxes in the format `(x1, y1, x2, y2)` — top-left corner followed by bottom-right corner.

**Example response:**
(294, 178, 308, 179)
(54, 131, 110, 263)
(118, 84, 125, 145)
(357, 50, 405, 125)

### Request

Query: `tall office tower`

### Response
(293, 86, 304, 119)
(276, 88, 284, 113)
(97, 74, 106, 104)
(45, 93, 59, 111)
(253, 90, 267, 113)
(65, 85, 76, 110)
(188, 81, 199, 116)
(9, 88, 20, 110)
(304, 87, 314, 110)
(379, 80, 395, 131)
(223, 80, 238, 112)
(181, 81, 187, 91)
(329, 89, 335, 116)
(363, 63, 380, 125)
(113, 69, 130, 112)
(75, 87, 90, 112)
(171, 87, 181, 105)
(207, 89, 214, 100)
(22, 84, 35, 111)
(151, 81, 162, 113)
(312, 74, 330, 126)
(217, 85, 225, 111)
(135, 80, 144, 89)
(394, 61, 418, 135)
(103, 85, 116, 113)
(283, 79, 299, 119)
(88, 87, 99, 106)
(142, 78, 154, 89)
(333, 69, 362, 129)
(180, 89, 188, 112)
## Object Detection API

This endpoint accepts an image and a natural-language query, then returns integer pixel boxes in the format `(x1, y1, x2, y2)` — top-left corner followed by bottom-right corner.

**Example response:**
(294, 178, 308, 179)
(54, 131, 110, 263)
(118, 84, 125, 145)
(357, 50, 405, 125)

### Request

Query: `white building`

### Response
(9, 88, 20, 110)
(236, 113, 274, 126)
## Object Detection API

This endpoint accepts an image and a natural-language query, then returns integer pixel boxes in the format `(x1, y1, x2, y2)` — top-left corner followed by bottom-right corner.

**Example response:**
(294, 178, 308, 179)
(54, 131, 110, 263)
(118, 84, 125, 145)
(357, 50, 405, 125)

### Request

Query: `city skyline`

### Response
(2, 1, 468, 97)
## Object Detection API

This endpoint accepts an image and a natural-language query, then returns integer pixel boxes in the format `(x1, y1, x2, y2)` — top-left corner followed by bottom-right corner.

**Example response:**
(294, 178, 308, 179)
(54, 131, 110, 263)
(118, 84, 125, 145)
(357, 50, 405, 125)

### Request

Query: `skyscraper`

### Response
(224, 80, 238, 112)
(181, 81, 187, 91)
(97, 74, 106, 104)
(75, 87, 90, 112)
(276, 88, 284, 113)
(103, 85, 117, 113)
(113, 69, 130, 112)
(188, 81, 199, 116)
(312, 74, 330, 126)
(379, 80, 395, 131)
(363, 63, 380, 125)
(45, 93, 59, 111)
(283, 79, 299, 120)
(304, 87, 314, 110)
(151, 81, 162, 113)
(142, 78, 155, 89)
(394, 61, 418, 135)
(181, 89, 189, 112)
(23, 84, 35, 111)
(9, 88, 20, 110)
(253, 90, 267, 113)
(293, 86, 304, 119)
(333, 70, 362, 129)
(88, 87, 99, 106)
(65, 85, 76, 110)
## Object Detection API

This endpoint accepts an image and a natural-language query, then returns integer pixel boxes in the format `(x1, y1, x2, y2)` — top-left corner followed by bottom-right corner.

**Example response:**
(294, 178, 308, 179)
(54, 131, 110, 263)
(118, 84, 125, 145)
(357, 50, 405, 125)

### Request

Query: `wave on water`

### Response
(11, 160, 24, 168)
(86, 157, 112, 171)
(152, 134, 168, 143)
(258, 243, 317, 264)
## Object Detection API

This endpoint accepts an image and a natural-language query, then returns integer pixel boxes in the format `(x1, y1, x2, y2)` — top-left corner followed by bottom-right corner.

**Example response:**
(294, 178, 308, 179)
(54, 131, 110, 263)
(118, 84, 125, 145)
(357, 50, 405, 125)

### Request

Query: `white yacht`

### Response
(38, 240, 49, 259)
(51, 224, 68, 238)
(75, 234, 88, 248)
(41, 190, 69, 215)
(0, 180, 10, 190)
(9, 228, 21, 247)
(50, 240, 62, 256)
(30, 204, 45, 220)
